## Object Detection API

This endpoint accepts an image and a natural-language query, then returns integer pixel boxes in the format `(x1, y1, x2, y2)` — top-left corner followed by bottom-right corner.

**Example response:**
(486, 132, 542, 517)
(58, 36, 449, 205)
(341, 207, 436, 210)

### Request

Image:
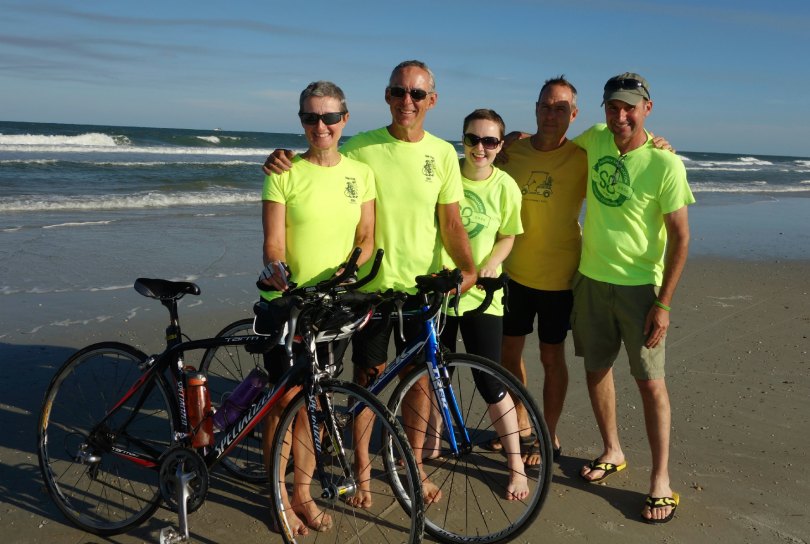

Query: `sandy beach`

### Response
(1, 252, 808, 544)
(0, 188, 808, 544)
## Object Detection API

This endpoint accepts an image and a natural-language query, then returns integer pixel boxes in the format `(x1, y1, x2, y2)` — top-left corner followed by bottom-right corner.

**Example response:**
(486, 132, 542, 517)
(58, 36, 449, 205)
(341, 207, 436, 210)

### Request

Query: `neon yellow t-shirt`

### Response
(500, 138, 587, 291)
(261, 155, 376, 300)
(341, 127, 463, 293)
(574, 124, 695, 286)
(441, 166, 523, 316)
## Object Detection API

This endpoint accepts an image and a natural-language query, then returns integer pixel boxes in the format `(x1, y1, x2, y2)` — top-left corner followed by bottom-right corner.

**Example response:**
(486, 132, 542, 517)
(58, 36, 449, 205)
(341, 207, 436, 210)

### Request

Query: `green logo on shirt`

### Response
(460, 189, 490, 239)
(422, 155, 436, 182)
(344, 178, 358, 203)
(592, 156, 633, 207)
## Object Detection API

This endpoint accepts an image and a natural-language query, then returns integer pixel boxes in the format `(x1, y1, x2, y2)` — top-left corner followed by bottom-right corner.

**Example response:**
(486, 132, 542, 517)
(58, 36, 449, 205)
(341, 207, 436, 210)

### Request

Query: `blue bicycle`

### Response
(207, 269, 552, 544)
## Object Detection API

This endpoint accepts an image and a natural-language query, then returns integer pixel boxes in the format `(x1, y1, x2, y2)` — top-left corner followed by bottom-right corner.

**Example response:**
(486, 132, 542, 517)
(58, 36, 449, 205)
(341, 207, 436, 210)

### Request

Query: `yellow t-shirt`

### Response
(441, 166, 523, 316)
(574, 124, 695, 286)
(500, 138, 587, 291)
(261, 155, 376, 300)
(341, 127, 463, 293)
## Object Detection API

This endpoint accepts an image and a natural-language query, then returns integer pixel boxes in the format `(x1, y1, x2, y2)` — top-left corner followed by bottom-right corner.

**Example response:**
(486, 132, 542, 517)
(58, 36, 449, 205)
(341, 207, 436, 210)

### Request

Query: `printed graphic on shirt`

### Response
(460, 189, 490, 239)
(521, 171, 554, 199)
(422, 155, 436, 182)
(344, 177, 358, 203)
(592, 155, 634, 207)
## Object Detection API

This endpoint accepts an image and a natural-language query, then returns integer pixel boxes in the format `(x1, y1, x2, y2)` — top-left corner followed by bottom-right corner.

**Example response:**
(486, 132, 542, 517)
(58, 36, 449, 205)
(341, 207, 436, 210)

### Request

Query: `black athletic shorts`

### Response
(502, 279, 573, 344)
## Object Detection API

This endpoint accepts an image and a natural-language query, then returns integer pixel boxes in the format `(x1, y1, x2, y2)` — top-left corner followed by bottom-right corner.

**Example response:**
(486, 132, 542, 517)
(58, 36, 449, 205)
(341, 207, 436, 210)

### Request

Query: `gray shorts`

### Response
(571, 272, 665, 380)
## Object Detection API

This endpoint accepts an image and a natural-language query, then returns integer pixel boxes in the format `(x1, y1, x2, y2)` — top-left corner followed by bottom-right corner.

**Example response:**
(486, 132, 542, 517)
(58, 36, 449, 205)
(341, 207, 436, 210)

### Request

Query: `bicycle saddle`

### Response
(134, 278, 201, 300)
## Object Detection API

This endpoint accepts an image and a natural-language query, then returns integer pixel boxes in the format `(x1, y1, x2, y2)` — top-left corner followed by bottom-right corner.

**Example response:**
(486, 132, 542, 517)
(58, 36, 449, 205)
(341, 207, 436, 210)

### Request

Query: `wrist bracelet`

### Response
(654, 299, 671, 312)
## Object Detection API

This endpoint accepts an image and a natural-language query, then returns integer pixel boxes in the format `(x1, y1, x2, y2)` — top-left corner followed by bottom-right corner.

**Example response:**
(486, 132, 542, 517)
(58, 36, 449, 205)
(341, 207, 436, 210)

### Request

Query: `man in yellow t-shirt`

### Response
(497, 76, 587, 464)
(263, 61, 476, 507)
(572, 73, 693, 525)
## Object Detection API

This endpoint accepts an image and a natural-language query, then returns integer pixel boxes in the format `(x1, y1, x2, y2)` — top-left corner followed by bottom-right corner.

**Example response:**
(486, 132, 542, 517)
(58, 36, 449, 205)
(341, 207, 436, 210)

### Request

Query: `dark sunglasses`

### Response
(387, 86, 430, 101)
(298, 111, 346, 125)
(604, 78, 650, 97)
(463, 133, 501, 150)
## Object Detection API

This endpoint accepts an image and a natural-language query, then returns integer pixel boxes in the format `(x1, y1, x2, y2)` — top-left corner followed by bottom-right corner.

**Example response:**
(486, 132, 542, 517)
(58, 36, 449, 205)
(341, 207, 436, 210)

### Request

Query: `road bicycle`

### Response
(37, 249, 425, 544)
(208, 269, 552, 543)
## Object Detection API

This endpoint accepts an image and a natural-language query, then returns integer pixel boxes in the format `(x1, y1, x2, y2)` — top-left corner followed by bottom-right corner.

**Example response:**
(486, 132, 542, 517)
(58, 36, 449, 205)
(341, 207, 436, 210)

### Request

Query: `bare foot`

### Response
(292, 498, 333, 532)
(506, 470, 529, 501)
(346, 458, 373, 509)
(276, 503, 309, 536)
(422, 474, 443, 504)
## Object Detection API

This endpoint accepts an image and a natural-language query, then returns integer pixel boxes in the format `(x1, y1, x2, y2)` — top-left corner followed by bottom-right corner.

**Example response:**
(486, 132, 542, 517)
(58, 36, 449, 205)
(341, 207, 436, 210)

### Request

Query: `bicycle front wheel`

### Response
(200, 318, 267, 483)
(37, 342, 177, 535)
(270, 379, 424, 544)
(388, 353, 552, 544)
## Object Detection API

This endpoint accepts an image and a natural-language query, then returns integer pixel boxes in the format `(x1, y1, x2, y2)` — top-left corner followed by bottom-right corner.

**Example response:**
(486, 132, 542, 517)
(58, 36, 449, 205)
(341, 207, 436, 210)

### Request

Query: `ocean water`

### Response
(2, 120, 809, 302)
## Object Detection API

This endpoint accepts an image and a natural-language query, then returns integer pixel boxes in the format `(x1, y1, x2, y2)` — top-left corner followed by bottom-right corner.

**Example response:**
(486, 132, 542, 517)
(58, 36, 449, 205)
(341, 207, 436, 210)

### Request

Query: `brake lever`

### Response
(395, 297, 406, 342)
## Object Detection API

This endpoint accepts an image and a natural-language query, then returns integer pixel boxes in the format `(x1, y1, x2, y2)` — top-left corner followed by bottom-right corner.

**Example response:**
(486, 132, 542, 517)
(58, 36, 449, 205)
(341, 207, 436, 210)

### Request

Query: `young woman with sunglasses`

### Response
(259, 80, 376, 535)
(430, 108, 529, 500)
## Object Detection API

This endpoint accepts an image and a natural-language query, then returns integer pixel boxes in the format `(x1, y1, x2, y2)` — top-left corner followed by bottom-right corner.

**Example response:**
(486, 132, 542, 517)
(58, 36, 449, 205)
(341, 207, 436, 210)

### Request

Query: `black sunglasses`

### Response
(604, 78, 650, 97)
(463, 133, 501, 150)
(298, 111, 346, 126)
(387, 86, 431, 101)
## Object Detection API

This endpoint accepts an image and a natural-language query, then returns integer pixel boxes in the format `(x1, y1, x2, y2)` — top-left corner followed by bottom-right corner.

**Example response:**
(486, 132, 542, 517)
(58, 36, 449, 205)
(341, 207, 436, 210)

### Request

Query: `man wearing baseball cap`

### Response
(572, 72, 694, 524)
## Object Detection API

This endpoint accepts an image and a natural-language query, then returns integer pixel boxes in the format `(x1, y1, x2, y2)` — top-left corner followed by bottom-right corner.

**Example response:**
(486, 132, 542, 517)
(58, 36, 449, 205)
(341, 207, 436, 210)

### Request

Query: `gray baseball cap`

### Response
(602, 73, 651, 105)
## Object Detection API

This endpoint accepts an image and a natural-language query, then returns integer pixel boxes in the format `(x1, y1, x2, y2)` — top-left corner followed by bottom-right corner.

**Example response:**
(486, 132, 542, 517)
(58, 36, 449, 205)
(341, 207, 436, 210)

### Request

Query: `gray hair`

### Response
(298, 81, 348, 113)
(389, 60, 436, 92)
(538, 75, 578, 107)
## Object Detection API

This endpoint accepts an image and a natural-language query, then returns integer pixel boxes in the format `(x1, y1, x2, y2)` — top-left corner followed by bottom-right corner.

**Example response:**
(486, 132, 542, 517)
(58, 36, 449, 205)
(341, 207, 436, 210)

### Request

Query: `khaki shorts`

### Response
(571, 272, 665, 380)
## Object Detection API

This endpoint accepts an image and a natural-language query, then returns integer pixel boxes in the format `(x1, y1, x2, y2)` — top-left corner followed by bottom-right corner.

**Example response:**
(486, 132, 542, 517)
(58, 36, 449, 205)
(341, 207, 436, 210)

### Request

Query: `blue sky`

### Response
(2, 0, 809, 157)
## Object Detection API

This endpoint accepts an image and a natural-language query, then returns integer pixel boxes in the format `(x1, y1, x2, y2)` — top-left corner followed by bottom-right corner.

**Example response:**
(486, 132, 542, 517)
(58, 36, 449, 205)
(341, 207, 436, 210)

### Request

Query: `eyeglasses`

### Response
(463, 133, 501, 150)
(610, 155, 627, 186)
(387, 86, 431, 102)
(604, 78, 650, 98)
(298, 112, 346, 125)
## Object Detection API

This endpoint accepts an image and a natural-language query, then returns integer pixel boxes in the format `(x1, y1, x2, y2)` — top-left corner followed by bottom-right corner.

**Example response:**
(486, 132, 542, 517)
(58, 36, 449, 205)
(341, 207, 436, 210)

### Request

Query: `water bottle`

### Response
(185, 370, 213, 448)
(212, 366, 269, 431)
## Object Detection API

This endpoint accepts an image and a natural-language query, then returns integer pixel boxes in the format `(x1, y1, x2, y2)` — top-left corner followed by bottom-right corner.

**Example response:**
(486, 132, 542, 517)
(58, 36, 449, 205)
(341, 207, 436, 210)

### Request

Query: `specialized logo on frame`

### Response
(592, 155, 633, 207)
(460, 189, 491, 238)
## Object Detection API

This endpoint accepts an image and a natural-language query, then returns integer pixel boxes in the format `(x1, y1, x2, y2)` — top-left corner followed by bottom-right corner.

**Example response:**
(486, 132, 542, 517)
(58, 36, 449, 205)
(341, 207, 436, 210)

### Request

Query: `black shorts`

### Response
(502, 279, 573, 344)
(351, 297, 424, 369)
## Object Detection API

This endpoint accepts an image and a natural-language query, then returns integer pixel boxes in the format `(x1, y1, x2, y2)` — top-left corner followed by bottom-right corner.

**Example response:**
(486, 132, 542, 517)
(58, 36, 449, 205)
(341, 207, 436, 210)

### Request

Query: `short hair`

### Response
(462, 109, 506, 138)
(298, 81, 347, 113)
(538, 75, 578, 107)
(389, 60, 436, 92)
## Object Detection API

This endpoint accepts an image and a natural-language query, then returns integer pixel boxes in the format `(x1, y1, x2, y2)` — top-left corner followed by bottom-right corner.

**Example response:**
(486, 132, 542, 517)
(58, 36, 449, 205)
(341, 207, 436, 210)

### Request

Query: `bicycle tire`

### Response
(387, 353, 552, 544)
(269, 379, 425, 544)
(199, 318, 268, 483)
(37, 342, 177, 535)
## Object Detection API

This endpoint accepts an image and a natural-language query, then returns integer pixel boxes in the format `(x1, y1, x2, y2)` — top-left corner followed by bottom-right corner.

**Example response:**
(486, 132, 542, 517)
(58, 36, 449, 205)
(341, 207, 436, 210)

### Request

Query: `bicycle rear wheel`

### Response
(37, 342, 177, 535)
(200, 318, 267, 483)
(387, 353, 551, 544)
(269, 379, 424, 544)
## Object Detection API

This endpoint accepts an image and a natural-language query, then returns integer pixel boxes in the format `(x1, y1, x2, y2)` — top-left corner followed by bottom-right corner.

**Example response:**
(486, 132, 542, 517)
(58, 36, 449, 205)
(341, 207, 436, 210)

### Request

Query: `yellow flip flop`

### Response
(580, 457, 627, 483)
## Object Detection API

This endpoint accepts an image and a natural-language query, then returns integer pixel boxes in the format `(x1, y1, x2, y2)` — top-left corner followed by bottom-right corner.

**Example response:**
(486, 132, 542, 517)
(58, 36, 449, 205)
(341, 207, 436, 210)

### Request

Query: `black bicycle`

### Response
(37, 249, 425, 544)
(209, 269, 552, 544)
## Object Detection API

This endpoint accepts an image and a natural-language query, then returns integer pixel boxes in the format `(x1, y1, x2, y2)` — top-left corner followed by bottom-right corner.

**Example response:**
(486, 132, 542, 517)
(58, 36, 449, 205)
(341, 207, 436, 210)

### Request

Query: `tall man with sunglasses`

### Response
(264, 60, 476, 507)
(572, 73, 693, 524)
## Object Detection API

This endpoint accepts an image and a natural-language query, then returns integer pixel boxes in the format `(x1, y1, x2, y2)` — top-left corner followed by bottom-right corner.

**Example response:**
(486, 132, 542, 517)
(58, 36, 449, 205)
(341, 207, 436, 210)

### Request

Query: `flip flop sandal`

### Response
(520, 434, 541, 466)
(641, 492, 680, 524)
(580, 457, 627, 483)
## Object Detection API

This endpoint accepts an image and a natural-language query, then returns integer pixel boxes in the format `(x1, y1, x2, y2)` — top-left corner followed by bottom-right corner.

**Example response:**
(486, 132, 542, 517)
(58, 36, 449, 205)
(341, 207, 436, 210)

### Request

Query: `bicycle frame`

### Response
(361, 302, 472, 456)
